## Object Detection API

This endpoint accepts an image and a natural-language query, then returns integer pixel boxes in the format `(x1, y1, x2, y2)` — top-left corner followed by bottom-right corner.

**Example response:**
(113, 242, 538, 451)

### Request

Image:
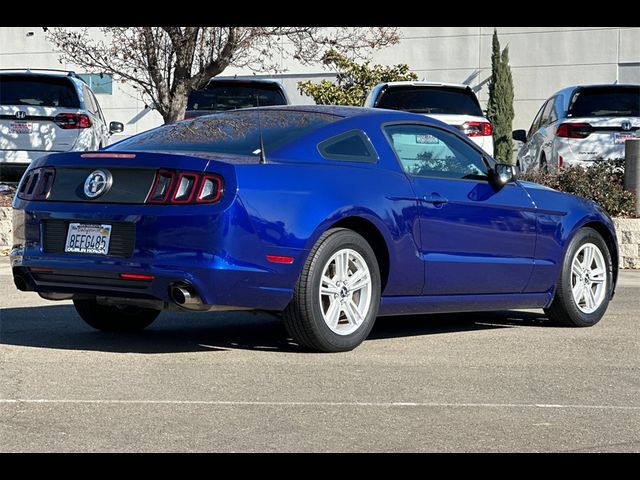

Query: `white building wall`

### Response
(1, 27, 638, 139)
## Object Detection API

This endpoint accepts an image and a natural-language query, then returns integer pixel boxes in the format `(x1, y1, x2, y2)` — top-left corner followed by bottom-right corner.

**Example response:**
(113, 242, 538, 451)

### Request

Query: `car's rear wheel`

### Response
(283, 228, 381, 352)
(73, 298, 160, 332)
(540, 153, 549, 173)
(544, 227, 613, 327)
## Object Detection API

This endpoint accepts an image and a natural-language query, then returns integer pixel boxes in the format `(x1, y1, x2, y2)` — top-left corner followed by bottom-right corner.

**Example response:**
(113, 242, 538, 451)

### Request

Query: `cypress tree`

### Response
(487, 29, 515, 164)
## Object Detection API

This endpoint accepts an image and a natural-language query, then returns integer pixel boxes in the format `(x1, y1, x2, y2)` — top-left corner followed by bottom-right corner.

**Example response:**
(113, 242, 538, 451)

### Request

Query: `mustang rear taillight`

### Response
(17, 167, 56, 200)
(463, 121, 492, 137)
(54, 113, 91, 129)
(556, 122, 592, 139)
(146, 170, 223, 205)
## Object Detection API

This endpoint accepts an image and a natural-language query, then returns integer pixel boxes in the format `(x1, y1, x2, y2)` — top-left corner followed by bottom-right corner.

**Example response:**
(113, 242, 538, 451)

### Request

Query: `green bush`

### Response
(297, 49, 417, 106)
(520, 159, 637, 218)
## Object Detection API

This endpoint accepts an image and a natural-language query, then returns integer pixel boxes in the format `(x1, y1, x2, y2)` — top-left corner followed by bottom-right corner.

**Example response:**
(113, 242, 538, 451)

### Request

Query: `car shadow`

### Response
(0, 304, 558, 354)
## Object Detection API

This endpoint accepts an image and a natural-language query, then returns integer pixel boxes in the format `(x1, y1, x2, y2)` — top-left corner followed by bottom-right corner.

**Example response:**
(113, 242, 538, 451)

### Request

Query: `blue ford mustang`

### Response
(11, 106, 618, 352)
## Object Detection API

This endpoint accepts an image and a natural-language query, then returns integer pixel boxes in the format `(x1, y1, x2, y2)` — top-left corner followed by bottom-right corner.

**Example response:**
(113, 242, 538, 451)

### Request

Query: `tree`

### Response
(46, 27, 399, 124)
(297, 49, 417, 106)
(486, 28, 515, 164)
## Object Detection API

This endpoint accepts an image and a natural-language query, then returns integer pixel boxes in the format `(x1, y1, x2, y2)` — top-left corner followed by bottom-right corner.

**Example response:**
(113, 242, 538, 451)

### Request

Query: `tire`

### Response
(540, 154, 549, 173)
(544, 227, 613, 327)
(73, 298, 160, 332)
(283, 228, 381, 352)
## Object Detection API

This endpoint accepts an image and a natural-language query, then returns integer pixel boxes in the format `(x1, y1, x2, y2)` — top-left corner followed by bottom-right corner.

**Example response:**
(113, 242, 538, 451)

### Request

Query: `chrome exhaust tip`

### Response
(170, 283, 202, 307)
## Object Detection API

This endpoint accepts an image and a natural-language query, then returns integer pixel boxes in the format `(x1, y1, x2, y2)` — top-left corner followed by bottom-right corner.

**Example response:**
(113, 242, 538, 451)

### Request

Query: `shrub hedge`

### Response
(519, 159, 637, 218)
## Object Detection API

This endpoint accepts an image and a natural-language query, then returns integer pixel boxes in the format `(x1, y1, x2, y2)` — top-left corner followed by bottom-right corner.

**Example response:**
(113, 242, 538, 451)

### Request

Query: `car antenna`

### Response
(255, 94, 267, 164)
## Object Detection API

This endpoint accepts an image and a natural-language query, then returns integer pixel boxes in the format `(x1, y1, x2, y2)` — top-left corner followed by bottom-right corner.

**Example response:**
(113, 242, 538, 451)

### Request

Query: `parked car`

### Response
(0, 69, 124, 179)
(365, 81, 494, 155)
(185, 78, 289, 119)
(12, 106, 617, 352)
(513, 84, 640, 173)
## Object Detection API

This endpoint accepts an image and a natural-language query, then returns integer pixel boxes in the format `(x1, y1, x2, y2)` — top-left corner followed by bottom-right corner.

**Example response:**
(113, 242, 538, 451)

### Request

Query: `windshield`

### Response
(568, 86, 640, 117)
(109, 109, 338, 156)
(0, 75, 80, 108)
(375, 86, 483, 116)
(187, 83, 287, 112)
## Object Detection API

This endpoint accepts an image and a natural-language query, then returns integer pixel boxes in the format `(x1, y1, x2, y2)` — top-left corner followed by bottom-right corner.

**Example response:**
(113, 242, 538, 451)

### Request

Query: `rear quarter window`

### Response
(0, 75, 80, 108)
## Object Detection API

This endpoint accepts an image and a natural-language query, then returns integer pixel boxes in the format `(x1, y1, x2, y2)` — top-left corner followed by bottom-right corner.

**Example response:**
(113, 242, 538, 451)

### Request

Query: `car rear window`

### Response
(375, 86, 483, 116)
(187, 82, 287, 112)
(568, 86, 640, 117)
(0, 75, 80, 108)
(110, 109, 338, 156)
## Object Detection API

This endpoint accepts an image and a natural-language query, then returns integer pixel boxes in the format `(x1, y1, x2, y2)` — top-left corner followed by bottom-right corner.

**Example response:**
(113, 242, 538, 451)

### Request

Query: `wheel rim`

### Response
(570, 243, 607, 314)
(319, 248, 372, 336)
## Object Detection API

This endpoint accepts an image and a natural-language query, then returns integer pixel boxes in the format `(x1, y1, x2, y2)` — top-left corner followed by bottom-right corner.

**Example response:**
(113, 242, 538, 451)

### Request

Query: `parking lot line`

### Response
(1, 399, 639, 411)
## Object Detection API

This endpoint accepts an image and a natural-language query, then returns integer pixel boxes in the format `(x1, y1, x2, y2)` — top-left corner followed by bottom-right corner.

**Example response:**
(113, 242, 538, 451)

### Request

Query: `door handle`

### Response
(423, 193, 449, 205)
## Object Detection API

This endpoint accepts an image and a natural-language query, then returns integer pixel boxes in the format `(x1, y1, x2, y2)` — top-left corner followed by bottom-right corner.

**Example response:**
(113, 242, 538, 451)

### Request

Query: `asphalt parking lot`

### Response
(1, 257, 639, 452)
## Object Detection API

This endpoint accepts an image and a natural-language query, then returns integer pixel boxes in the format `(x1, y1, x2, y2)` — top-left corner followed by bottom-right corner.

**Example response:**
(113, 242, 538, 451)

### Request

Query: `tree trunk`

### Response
(161, 85, 190, 124)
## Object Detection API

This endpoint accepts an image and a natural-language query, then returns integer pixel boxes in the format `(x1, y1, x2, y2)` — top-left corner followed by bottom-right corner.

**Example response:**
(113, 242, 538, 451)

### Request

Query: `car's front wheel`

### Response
(284, 228, 381, 352)
(545, 227, 613, 327)
(73, 298, 160, 332)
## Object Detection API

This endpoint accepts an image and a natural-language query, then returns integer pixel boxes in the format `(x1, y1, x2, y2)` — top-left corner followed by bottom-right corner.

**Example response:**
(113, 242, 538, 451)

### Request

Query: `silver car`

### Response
(0, 69, 124, 179)
(513, 84, 640, 173)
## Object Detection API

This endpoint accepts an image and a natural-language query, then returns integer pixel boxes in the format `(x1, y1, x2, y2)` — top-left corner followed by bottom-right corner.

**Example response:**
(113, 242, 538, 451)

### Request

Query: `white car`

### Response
(0, 69, 124, 179)
(365, 81, 494, 156)
(513, 84, 640, 173)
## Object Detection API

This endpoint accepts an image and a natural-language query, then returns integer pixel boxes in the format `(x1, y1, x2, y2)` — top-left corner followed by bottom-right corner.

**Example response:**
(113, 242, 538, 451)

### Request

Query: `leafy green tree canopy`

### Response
(298, 49, 417, 106)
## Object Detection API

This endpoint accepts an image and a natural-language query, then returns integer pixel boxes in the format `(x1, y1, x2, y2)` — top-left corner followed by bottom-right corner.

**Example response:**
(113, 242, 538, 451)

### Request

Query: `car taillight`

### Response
(17, 167, 56, 200)
(463, 121, 492, 137)
(54, 113, 92, 129)
(146, 170, 223, 205)
(556, 122, 591, 139)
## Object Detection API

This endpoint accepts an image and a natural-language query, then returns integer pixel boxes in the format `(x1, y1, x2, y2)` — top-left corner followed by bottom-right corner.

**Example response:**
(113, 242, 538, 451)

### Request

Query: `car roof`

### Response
(553, 83, 640, 97)
(375, 81, 472, 90)
(235, 105, 456, 126)
(205, 77, 285, 86)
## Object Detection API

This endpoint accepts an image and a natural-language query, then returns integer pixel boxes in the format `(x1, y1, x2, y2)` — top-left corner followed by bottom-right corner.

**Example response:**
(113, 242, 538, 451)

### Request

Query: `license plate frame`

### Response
(10, 121, 33, 134)
(64, 223, 112, 255)
(615, 133, 637, 144)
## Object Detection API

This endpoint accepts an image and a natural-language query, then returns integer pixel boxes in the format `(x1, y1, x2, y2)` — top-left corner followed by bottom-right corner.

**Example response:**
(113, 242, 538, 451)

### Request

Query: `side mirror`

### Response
(109, 121, 124, 135)
(490, 163, 517, 190)
(512, 129, 527, 143)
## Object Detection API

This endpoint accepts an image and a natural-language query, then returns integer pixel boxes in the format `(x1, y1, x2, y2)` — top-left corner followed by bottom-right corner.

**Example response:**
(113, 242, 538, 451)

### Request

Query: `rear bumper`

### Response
(10, 198, 303, 311)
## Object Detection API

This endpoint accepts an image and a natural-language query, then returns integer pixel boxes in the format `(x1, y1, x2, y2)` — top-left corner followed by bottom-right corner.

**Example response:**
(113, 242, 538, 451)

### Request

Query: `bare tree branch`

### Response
(46, 27, 399, 123)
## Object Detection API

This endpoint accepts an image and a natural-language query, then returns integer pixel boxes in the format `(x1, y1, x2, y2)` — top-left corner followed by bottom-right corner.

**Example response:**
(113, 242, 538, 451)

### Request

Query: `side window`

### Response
(540, 97, 556, 127)
(385, 124, 488, 180)
(90, 90, 106, 124)
(318, 130, 378, 163)
(528, 100, 547, 137)
(83, 87, 97, 115)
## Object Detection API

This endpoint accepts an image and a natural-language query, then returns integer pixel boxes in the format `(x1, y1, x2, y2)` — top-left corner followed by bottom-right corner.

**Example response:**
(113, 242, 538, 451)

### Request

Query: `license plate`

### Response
(65, 223, 112, 255)
(615, 133, 637, 144)
(10, 121, 33, 134)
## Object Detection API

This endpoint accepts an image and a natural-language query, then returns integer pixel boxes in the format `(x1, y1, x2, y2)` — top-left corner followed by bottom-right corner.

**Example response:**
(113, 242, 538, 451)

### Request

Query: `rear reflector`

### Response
(81, 153, 136, 158)
(119, 273, 155, 280)
(558, 155, 564, 168)
(266, 255, 294, 264)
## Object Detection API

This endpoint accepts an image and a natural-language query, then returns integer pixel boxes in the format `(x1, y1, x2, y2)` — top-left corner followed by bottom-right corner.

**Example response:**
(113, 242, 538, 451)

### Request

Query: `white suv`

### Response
(513, 84, 640, 173)
(365, 81, 494, 156)
(0, 69, 124, 179)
